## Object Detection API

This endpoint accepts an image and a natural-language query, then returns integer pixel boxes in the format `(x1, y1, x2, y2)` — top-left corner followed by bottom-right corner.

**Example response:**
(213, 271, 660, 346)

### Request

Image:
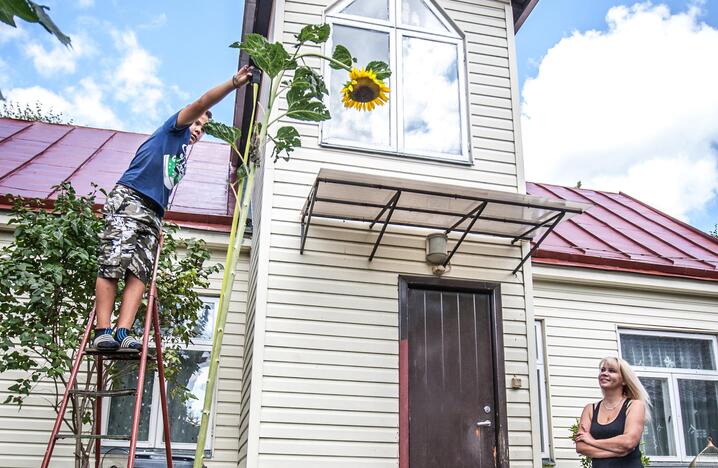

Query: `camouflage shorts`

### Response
(97, 185, 162, 284)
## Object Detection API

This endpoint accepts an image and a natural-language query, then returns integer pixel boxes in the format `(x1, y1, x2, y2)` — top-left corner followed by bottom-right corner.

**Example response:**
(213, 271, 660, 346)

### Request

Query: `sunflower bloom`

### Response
(341, 67, 390, 111)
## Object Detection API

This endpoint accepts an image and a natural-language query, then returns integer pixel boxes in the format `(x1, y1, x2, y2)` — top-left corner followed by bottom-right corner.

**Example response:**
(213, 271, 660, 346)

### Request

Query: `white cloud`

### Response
(76, 0, 94, 7)
(23, 33, 95, 76)
(109, 29, 168, 121)
(6, 81, 121, 129)
(138, 13, 167, 30)
(520, 2, 718, 220)
(0, 23, 26, 45)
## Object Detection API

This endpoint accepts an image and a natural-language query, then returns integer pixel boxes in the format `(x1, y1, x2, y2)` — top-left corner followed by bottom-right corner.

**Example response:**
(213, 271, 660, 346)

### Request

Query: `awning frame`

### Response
(300, 174, 585, 275)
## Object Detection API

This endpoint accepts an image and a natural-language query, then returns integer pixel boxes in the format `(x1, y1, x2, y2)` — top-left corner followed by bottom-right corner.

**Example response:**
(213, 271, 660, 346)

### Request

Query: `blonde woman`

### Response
(575, 357, 649, 467)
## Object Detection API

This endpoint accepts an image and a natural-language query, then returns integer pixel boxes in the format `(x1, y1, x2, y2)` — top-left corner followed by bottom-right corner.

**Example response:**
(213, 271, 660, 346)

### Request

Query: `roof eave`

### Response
(533, 252, 718, 282)
(513, 0, 539, 32)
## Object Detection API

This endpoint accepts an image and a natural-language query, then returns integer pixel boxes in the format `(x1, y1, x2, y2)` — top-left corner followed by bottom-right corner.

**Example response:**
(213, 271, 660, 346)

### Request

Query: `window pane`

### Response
(537, 368, 546, 454)
(639, 377, 676, 456)
(107, 363, 153, 441)
(341, 0, 389, 20)
(402, 37, 462, 156)
(621, 334, 716, 370)
(678, 379, 718, 457)
(401, 0, 448, 32)
(324, 25, 391, 147)
(167, 350, 211, 444)
(194, 301, 216, 341)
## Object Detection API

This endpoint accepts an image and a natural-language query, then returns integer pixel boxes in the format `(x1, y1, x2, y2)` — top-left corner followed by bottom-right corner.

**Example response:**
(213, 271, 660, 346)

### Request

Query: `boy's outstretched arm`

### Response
(177, 65, 254, 127)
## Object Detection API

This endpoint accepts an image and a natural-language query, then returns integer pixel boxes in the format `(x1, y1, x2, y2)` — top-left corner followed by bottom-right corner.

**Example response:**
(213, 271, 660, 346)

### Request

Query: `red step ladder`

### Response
(41, 233, 174, 468)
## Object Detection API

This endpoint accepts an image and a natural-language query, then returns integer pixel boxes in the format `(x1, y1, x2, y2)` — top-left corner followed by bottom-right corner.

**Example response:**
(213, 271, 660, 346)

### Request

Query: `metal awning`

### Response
(300, 169, 590, 274)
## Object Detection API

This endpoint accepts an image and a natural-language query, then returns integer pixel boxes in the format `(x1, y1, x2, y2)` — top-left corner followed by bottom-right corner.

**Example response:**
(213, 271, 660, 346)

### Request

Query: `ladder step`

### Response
(84, 347, 154, 361)
(56, 433, 130, 440)
(69, 388, 136, 397)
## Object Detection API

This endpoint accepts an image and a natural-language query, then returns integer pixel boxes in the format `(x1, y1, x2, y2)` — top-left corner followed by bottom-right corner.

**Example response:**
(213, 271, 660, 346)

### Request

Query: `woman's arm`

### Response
(577, 400, 646, 456)
(575, 404, 626, 457)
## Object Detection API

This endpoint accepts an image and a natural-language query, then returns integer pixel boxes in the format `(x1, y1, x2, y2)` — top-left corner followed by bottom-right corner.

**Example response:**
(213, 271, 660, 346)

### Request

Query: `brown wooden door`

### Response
(400, 278, 507, 468)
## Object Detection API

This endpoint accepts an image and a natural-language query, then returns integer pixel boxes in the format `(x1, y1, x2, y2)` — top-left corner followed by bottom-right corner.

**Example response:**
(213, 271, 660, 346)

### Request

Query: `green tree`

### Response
(0, 184, 220, 464)
(0, 100, 73, 124)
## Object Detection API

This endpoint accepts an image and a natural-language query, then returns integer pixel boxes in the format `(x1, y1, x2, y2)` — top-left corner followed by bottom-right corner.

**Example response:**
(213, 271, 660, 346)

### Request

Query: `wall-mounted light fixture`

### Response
(425, 233, 450, 277)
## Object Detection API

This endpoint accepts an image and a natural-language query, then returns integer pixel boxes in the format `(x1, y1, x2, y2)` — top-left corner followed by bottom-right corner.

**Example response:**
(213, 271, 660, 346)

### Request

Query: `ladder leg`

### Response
(127, 232, 165, 468)
(42, 306, 97, 468)
(153, 299, 174, 467)
(94, 356, 103, 468)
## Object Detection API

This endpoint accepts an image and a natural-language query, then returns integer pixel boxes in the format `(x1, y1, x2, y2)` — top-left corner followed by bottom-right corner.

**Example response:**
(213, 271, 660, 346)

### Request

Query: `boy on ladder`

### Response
(92, 65, 253, 351)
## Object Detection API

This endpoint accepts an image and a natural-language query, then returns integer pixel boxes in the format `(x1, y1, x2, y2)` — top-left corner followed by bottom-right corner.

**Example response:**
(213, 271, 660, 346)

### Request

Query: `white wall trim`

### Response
(245, 0, 286, 463)
(521, 241, 543, 467)
(533, 263, 718, 297)
(504, 2, 526, 194)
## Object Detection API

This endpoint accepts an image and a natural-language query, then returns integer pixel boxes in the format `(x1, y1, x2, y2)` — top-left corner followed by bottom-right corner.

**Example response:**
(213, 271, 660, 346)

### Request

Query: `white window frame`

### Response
(321, 0, 472, 164)
(535, 320, 551, 459)
(618, 329, 718, 463)
(102, 296, 219, 453)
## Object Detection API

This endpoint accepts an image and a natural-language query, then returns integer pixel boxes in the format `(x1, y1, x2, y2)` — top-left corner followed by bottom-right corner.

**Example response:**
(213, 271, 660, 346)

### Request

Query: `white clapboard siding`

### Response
(242, 0, 537, 464)
(533, 265, 718, 468)
(238, 159, 267, 467)
(0, 218, 249, 468)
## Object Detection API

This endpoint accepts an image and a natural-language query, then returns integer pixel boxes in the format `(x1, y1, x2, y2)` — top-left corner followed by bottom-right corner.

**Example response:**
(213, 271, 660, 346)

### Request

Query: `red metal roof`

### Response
(0, 118, 233, 231)
(3, 118, 717, 280)
(527, 182, 718, 281)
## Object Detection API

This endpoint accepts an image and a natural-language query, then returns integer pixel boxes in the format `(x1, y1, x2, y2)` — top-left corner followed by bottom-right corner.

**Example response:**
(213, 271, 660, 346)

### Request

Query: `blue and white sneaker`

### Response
(114, 328, 142, 351)
(93, 328, 119, 351)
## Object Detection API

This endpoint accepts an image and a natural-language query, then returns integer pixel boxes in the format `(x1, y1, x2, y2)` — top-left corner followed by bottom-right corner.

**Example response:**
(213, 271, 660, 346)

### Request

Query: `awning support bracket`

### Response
(511, 212, 562, 245)
(445, 202, 486, 235)
(512, 211, 565, 275)
(369, 190, 402, 261)
(300, 182, 319, 254)
(442, 201, 488, 267)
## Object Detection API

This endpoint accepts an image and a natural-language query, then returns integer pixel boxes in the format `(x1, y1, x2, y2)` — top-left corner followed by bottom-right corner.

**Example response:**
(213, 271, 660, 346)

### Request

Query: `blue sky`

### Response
(1, 0, 717, 232)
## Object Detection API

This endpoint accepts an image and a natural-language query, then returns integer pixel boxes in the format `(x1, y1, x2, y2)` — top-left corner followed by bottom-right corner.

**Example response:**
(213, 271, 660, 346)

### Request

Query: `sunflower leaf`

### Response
(330, 45, 354, 70)
(294, 66, 327, 99)
(297, 23, 330, 44)
(237, 33, 296, 77)
(203, 121, 242, 150)
(366, 61, 392, 81)
(28, 2, 71, 46)
(0, 0, 37, 25)
(271, 126, 301, 162)
(286, 81, 329, 121)
(236, 164, 248, 181)
(286, 99, 330, 122)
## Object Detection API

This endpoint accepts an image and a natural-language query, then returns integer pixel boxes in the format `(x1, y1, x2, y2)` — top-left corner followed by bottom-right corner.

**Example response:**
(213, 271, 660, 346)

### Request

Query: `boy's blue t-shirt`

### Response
(117, 111, 191, 217)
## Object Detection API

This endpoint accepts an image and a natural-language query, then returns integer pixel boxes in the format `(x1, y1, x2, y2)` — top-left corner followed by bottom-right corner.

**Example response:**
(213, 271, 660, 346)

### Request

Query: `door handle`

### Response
(476, 420, 491, 427)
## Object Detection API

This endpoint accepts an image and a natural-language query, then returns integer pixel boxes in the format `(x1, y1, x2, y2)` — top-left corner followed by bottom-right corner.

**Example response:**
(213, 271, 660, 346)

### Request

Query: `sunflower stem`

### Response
(296, 52, 351, 71)
(267, 112, 288, 128)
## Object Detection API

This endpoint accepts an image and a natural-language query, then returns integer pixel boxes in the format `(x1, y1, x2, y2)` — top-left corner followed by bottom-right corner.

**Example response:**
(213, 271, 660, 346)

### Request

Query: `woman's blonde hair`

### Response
(600, 357, 652, 419)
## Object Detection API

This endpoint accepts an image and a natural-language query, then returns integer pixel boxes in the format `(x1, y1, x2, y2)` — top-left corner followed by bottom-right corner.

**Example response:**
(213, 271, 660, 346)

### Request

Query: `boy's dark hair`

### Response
(205, 110, 213, 119)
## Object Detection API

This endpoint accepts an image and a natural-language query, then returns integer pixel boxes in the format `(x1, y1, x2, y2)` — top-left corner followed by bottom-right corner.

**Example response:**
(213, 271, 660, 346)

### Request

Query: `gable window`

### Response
(322, 0, 470, 162)
(103, 298, 218, 452)
(619, 330, 718, 462)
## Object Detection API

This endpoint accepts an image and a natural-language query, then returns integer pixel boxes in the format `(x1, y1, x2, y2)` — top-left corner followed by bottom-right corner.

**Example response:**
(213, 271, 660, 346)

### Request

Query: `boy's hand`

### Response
(232, 65, 254, 88)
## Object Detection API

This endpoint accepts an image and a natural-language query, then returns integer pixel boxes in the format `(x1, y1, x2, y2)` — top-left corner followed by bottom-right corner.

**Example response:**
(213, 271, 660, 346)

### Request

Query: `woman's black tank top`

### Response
(589, 399, 642, 467)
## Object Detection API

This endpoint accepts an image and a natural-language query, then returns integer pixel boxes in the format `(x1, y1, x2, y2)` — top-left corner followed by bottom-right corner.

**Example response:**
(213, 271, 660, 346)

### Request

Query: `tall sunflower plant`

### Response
(193, 23, 390, 466)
